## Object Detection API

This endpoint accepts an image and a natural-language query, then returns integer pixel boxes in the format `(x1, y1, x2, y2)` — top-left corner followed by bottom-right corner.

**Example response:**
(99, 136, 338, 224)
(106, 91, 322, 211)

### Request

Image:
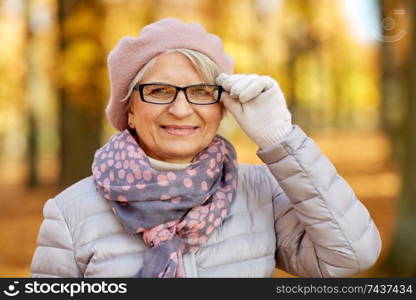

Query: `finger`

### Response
(265, 84, 286, 106)
(215, 73, 229, 86)
(240, 76, 279, 103)
(220, 74, 246, 91)
(238, 76, 270, 103)
(217, 87, 238, 100)
(214, 88, 236, 101)
(262, 76, 276, 90)
(229, 75, 259, 98)
(220, 91, 243, 114)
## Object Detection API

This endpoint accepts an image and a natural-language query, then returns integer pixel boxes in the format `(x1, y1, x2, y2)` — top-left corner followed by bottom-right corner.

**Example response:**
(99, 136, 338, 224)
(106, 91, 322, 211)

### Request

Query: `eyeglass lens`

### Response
(141, 84, 219, 104)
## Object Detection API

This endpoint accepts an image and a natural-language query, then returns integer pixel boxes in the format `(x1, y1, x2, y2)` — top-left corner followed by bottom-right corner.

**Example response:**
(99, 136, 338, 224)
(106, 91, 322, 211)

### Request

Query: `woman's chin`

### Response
(156, 142, 203, 162)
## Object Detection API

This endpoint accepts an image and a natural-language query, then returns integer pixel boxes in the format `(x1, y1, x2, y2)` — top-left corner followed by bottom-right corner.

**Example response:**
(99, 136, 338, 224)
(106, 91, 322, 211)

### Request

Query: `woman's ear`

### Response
(127, 105, 135, 129)
(220, 102, 228, 120)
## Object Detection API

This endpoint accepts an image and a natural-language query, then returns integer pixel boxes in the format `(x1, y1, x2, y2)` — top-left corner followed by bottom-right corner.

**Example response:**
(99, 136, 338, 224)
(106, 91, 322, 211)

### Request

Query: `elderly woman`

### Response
(31, 18, 381, 278)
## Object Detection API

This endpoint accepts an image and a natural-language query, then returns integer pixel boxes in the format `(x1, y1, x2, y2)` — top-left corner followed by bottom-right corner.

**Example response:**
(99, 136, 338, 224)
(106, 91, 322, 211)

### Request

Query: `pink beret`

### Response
(105, 18, 234, 132)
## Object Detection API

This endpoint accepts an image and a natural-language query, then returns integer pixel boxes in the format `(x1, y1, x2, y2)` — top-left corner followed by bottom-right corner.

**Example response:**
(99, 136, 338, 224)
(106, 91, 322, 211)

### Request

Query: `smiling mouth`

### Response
(160, 125, 199, 136)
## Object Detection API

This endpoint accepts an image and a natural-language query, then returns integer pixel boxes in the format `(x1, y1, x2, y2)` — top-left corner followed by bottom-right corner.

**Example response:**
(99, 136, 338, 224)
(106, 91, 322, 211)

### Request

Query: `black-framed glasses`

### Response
(133, 83, 223, 105)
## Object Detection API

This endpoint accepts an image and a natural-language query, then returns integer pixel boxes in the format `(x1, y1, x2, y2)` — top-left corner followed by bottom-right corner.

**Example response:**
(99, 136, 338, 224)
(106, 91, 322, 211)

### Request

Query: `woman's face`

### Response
(128, 52, 223, 163)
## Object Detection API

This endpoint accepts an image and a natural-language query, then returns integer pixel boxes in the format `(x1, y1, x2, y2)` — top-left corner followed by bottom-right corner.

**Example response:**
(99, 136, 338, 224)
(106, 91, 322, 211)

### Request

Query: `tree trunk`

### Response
(57, 0, 106, 188)
(380, 0, 408, 165)
(24, 0, 38, 187)
(379, 0, 416, 276)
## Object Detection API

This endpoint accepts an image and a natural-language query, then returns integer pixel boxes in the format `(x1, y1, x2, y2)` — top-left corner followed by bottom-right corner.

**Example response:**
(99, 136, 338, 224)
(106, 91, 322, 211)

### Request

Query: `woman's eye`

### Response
(193, 88, 210, 95)
(151, 88, 168, 94)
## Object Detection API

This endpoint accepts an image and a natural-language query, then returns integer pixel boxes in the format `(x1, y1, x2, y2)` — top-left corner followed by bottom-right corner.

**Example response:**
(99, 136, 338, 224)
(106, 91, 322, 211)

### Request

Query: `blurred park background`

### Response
(0, 0, 415, 277)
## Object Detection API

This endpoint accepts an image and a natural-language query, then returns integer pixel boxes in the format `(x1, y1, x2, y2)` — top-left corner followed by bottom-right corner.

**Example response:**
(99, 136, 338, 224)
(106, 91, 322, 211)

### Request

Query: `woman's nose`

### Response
(167, 90, 194, 117)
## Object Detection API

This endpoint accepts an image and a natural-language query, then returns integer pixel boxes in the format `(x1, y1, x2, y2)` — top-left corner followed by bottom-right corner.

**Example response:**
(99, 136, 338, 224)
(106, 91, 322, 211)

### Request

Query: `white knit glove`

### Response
(216, 73, 293, 149)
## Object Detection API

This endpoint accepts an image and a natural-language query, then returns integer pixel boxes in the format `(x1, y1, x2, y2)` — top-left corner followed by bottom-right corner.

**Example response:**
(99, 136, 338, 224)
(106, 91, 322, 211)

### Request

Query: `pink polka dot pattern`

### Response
(189, 211, 199, 219)
(186, 169, 197, 176)
(167, 172, 176, 181)
(187, 220, 198, 228)
(199, 154, 209, 160)
(214, 217, 222, 227)
(103, 177, 110, 189)
(207, 169, 215, 178)
(118, 169, 125, 179)
(221, 209, 228, 218)
(160, 194, 170, 200)
(201, 181, 208, 191)
(92, 129, 238, 278)
(171, 196, 181, 204)
(126, 173, 134, 184)
(143, 170, 152, 181)
(216, 153, 222, 162)
(195, 221, 206, 230)
(134, 169, 142, 180)
(129, 160, 135, 169)
(206, 225, 214, 235)
(157, 175, 169, 187)
(136, 183, 146, 190)
(208, 146, 218, 153)
(223, 184, 232, 192)
(118, 195, 127, 202)
(183, 178, 193, 188)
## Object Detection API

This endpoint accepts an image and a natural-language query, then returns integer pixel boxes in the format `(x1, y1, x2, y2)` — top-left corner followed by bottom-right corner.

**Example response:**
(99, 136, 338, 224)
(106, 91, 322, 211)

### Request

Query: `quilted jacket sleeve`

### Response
(30, 198, 82, 277)
(257, 125, 382, 277)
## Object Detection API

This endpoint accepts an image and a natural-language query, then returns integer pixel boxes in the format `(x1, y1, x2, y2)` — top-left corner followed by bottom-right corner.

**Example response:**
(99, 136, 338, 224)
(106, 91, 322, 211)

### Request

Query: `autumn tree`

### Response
(24, 0, 38, 187)
(57, 0, 106, 188)
(379, 0, 416, 276)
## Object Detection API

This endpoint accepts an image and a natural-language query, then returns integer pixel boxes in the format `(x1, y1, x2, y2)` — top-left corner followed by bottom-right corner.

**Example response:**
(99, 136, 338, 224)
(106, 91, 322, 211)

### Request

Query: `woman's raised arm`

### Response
(258, 125, 382, 277)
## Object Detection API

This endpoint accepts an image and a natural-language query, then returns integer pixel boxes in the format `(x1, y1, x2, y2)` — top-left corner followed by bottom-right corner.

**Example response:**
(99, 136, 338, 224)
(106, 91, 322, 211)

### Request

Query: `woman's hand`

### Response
(216, 73, 293, 149)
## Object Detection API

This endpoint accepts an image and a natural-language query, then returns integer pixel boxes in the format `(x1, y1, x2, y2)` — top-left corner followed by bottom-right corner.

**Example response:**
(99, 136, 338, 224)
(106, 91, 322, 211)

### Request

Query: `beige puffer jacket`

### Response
(30, 125, 381, 277)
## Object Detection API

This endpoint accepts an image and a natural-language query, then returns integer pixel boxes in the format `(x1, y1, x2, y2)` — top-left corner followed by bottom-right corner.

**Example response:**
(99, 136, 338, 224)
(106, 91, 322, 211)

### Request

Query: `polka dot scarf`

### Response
(92, 129, 238, 277)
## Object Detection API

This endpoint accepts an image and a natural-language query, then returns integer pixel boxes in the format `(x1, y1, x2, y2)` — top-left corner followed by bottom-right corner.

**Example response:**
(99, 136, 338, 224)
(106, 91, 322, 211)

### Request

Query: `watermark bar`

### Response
(0, 278, 414, 299)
